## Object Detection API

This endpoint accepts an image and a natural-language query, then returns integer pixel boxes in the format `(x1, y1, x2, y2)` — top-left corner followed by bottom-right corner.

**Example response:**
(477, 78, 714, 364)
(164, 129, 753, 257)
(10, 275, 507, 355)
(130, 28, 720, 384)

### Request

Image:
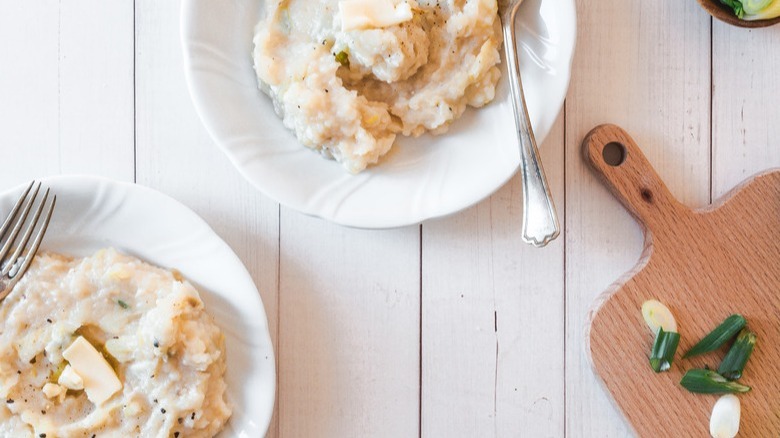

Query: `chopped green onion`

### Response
(649, 328, 680, 372)
(680, 369, 751, 394)
(684, 314, 746, 358)
(334, 51, 350, 67)
(117, 299, 129, 309)
(642, 299, 677, 333)
(718, 329, 756, 381)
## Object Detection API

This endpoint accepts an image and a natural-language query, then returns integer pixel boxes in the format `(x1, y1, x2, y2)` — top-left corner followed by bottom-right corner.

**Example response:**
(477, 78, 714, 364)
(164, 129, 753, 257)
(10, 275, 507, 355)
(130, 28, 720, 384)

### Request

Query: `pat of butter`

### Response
(339, 0, 413, 31)
(57, 365, 84, 391)
(62, 336, 122, 405)
(42, 383, 65, 400)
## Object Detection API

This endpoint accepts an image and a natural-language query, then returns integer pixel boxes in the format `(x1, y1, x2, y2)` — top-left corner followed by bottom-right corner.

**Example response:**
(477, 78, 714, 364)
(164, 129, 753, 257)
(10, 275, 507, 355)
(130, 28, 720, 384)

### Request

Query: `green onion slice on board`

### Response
(718, 329, 757, 381)
(684, 314, 746, 358)
(680, 369, 751, 394)
(649, 328, 680, 373)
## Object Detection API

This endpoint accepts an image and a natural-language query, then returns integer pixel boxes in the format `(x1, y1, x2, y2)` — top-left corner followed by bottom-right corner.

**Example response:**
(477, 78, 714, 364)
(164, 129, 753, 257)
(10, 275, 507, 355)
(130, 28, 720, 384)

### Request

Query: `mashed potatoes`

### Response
(253, 0, 502, 173)
(0, 249, 231, 437)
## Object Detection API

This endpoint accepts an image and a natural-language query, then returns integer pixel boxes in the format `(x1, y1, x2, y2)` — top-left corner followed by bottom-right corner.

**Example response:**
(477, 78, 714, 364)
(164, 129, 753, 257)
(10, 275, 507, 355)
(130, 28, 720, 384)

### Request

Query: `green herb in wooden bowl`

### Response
(698, 0, 780, 27)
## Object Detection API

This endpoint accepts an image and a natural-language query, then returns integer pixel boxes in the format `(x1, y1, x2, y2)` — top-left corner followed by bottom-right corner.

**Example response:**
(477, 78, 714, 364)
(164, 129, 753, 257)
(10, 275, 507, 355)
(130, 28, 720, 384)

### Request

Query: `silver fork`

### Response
(0, 181, 56, 301)
(499, 0, 560, 247)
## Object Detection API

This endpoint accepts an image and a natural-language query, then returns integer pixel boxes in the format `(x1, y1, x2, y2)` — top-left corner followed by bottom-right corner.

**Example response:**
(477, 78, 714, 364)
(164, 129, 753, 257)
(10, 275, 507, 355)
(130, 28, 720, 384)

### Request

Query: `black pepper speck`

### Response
(161, 408, 166, 414)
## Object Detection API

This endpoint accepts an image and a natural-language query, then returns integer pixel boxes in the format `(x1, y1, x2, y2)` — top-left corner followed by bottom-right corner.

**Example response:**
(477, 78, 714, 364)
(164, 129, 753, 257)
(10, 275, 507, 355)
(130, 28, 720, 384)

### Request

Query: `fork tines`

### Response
(0, 181, 56, 288)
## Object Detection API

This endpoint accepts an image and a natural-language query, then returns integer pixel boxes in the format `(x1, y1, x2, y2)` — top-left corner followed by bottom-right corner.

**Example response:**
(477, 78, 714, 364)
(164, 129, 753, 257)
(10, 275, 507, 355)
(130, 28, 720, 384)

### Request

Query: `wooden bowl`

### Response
(697, 0, 780, 27)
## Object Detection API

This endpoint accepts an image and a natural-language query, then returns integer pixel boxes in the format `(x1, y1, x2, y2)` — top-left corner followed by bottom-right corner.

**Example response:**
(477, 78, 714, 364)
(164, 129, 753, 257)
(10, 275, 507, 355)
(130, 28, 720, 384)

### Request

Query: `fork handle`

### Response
(502, 6, 560, 247)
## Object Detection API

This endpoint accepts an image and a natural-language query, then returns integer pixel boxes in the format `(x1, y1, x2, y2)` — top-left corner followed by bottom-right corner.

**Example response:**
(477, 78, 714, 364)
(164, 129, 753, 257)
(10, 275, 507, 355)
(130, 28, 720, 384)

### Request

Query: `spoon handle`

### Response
(502, 7, 560, 247)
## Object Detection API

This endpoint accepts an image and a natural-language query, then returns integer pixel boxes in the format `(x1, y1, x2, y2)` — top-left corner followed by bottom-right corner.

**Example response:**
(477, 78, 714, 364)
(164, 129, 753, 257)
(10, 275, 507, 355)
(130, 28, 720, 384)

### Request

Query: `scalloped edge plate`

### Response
(182, 0, 576, 228)
(0, 176, 276, 437)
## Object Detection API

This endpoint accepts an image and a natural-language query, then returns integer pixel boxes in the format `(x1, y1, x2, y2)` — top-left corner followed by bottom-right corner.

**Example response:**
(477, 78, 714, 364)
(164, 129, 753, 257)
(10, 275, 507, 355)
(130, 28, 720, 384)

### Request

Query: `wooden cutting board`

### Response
(583, 124, 780, 437)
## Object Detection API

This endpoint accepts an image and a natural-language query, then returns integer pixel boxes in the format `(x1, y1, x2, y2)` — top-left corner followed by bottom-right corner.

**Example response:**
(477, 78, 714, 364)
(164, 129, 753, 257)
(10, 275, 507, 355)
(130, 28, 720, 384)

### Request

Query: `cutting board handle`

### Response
(582, 124, 687, 233)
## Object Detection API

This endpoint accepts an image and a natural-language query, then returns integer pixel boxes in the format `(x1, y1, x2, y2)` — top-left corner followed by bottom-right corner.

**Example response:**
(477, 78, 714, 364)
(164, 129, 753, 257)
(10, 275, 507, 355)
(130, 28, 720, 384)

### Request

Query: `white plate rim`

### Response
(181, 0, 577, 229)
(0, 175, 276, 437)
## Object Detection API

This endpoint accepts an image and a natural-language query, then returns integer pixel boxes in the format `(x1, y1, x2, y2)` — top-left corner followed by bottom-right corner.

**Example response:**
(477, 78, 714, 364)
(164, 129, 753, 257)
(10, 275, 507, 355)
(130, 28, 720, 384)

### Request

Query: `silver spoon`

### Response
(499, 0, 560, 247)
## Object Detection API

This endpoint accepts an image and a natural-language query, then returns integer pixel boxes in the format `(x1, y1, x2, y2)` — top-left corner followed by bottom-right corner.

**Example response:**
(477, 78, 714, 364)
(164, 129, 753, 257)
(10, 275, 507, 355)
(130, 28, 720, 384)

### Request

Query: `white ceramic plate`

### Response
(0, 176, 276, 437)
(182, 0, 576, 228)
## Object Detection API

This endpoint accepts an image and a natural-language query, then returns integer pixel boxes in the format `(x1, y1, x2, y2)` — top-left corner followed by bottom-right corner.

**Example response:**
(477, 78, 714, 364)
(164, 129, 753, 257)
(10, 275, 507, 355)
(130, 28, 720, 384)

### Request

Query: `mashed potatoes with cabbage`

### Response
(0, 249, 230, 437)
(253, 0, 502, 173)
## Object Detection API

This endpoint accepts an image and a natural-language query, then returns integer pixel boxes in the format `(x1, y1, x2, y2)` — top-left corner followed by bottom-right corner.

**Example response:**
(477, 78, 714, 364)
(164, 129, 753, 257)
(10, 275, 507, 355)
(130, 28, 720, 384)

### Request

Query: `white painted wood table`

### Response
(1, 1, 778, 437)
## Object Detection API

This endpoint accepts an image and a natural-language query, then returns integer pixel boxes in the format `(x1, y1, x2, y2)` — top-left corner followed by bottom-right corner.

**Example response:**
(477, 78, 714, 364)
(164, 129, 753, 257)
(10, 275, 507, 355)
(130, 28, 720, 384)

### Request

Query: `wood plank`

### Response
(0, 0, 134, 188)
(0, 1, 60, 187)
(712, 24, 780, 197)
(278, 217, 420, 437)
(420, 115, 564, 437)
(59, 0, 135, 181)
(134, 1, 281, 436)
(565, 0, 711, 435)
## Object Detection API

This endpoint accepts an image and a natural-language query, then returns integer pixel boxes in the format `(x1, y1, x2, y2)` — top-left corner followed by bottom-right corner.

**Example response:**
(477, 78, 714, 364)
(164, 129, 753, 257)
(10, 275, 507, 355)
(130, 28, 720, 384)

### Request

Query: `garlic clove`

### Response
(710, 394, 740, 438)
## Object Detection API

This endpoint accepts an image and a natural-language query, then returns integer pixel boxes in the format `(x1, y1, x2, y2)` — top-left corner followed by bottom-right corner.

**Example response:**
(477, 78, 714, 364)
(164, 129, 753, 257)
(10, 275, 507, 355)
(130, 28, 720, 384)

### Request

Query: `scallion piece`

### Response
(642, 299, 677, 333)
(680, 369, 751, 394)
(684, 314, 746, 358)
(117, 299, 129, 309)
(649, 328, 680, 372)
(718, 329, 756, 381)
(334, 51, 350, 67)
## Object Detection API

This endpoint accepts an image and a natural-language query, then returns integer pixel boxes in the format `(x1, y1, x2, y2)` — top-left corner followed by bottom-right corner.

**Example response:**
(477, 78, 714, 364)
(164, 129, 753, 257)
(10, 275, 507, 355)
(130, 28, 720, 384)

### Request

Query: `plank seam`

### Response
(417, 224, 423, 438)
(275, 203, 281, 438)
(562, 97, 568, 438)
(57, 0, 62, 172)
(489, 203, 498, 438)
(709, 16, 714, 205)
(418, 223, 423, 438)
(133, 0, 137, 183)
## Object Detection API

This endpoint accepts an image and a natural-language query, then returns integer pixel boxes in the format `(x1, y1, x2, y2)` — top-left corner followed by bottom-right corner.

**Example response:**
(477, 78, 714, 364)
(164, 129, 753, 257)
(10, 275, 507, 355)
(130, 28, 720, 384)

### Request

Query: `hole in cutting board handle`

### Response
(603, 142, 626, 166)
